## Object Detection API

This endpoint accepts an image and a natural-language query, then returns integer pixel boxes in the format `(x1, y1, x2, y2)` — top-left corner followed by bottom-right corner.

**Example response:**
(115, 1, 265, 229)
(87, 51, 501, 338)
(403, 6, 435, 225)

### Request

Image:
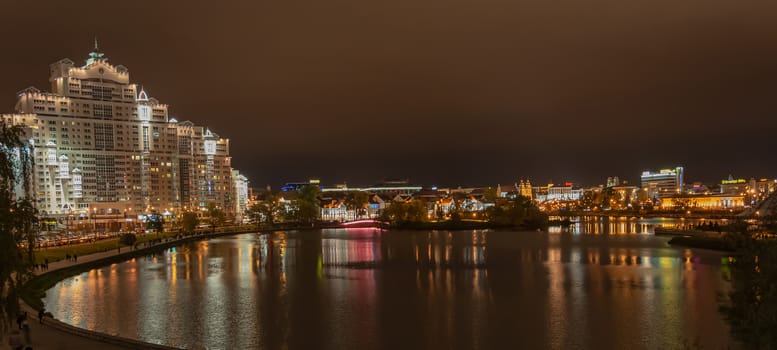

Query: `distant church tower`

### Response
(519, 179, 533, 199)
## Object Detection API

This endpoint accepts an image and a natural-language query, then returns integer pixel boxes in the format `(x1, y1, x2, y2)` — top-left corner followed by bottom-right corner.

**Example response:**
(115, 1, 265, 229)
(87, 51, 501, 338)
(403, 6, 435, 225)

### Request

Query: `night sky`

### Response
(2, 0, 776, 188)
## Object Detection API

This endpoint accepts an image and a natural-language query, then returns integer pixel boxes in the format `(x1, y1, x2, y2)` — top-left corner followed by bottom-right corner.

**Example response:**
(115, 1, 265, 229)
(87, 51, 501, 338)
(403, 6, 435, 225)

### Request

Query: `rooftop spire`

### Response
(85, 36, 106, 66)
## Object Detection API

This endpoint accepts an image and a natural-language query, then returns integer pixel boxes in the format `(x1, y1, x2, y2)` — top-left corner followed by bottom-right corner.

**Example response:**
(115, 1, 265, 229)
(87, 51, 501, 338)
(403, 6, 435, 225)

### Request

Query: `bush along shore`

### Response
(378, 195, 549, 231)
(718, 231, 777, 348)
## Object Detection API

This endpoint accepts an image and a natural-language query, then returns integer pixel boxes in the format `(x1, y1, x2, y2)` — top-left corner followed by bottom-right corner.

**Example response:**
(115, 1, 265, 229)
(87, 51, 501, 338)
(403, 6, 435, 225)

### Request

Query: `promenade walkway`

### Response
(5, 229, 255, 350)
(9, 307, 129, 350)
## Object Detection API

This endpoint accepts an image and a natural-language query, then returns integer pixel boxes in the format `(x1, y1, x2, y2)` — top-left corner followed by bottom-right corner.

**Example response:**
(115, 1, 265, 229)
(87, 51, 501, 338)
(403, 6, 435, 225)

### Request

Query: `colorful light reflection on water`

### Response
(44, 225, 735, 349)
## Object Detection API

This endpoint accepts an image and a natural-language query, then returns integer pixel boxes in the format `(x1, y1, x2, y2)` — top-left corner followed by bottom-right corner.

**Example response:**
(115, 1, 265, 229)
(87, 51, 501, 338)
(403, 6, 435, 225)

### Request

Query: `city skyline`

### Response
(2, 1, 777, 187)
(3, 3, 777, 349)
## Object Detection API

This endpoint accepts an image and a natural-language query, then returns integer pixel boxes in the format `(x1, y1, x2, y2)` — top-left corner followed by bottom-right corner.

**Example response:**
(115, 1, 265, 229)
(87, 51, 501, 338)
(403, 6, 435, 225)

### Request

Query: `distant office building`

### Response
(720, 176, 748, 195)
(641, 167, 684, 199)
(721, 176, 776, 206)
(1, 43, 243, 224)
(542, 182, 583, 202)
(748, 178, 776, 195)
(321, 179, 422, 195)
(281, 179, 320, 192)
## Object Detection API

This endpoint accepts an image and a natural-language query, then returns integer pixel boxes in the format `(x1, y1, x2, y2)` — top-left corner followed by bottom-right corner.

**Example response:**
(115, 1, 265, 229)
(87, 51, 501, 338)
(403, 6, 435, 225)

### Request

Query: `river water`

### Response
(43, 218, 736, 349)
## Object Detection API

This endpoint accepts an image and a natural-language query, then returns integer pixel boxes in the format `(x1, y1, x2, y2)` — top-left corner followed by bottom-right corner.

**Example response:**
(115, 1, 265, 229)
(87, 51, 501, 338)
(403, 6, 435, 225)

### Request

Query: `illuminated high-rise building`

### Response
(640, 167, 684, 199)
(1, 43, 244, 225)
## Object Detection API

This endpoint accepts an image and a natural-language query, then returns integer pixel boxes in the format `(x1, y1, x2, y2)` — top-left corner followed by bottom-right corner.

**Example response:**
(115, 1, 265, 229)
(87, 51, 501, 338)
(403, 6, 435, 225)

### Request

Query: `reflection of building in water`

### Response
(410, 231, 487, 267)
(550, 218, 651, 235)
(462, 231, 487, 265)
(255, 232, 290, 273)
(322, 234, 382, 266)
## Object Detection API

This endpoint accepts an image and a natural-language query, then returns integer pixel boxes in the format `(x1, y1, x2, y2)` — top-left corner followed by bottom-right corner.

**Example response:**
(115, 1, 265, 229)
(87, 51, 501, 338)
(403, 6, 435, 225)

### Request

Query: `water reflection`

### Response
(546, 216, 717, 235)
(44, 228, 734, 349)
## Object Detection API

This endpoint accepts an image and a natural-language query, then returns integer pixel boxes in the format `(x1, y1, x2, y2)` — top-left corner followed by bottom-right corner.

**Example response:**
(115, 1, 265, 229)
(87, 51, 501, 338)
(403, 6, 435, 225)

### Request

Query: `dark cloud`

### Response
(2, 0, 776, 187)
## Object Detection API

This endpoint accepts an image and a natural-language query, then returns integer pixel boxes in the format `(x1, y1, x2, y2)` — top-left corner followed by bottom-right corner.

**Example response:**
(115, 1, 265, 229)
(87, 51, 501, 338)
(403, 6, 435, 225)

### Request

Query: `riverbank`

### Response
(667, 236, 736, 252)
(24, 228, 260, 310)
(553, 210, 742, 220)
(18, 227, 265, 350)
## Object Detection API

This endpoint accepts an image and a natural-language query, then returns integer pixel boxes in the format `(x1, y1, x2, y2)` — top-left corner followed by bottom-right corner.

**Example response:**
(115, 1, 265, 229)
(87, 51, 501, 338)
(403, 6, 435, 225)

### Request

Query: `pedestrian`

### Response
(74, 254, 77, 262)
(21, 317, 30, 343)
(16, 313, 23, 329)
(8, 329, 23, 350)
(65, 253, 70, 261)
(38, 308, 44, 324)
(44, 258, 49, 270)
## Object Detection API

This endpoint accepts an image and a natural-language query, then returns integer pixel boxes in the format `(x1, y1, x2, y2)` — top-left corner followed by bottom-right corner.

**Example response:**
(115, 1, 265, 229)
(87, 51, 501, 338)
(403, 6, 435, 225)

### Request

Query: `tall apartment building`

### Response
(233, 170, 250, 223)
(1, 44, 245, 224)
(640, 167, 684, 199)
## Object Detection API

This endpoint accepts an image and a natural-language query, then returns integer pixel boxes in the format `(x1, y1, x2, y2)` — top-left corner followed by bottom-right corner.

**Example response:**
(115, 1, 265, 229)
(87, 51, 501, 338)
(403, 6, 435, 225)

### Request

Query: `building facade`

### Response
(660, 195, 744, 210)
(1, 45, 245, 226)
(232, 170, 250, 223)
(641, 167, 684, 199)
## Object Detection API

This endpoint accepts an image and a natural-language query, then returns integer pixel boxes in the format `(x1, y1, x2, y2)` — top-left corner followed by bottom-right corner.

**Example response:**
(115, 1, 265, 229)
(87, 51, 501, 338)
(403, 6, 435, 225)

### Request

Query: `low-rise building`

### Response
(660, 194, 744, 210)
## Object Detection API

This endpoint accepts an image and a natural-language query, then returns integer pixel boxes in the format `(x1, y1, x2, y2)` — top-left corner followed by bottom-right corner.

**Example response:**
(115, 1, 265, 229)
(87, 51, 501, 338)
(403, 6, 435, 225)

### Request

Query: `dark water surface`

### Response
(44, 219, 735, 349)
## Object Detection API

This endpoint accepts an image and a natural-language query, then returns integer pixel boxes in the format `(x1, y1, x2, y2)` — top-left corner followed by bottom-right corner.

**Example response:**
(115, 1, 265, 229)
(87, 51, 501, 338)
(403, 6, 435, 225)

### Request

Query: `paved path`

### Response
(10, 306, 129, 350)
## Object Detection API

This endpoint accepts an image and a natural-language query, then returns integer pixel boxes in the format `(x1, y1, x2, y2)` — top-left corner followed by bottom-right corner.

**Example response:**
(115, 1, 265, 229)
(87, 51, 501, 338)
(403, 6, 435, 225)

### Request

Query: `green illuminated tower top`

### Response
(85, 37, 106, 66)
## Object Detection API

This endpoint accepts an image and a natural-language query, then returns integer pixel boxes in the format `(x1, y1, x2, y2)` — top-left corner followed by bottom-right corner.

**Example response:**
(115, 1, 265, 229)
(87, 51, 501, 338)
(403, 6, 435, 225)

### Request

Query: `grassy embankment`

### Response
(32, 225, 260, 264)
(32, 232, 178, 264)
(23, 235, 192, 310)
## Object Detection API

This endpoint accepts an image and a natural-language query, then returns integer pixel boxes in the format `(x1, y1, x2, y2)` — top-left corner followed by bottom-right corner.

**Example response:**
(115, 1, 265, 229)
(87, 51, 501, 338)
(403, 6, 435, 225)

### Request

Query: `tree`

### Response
(381, 201, 407, 223)
(485, 195, 547, 229)
(448, 199, 462, 222)
(381, 200, 427, 225)
(0, 121, 35, 326)
(345, 191, 369, 220)
(406, 200, 428, 223)
(119, 233, 137, 246)
(206, 203, 226, 229)
(483, 187, 499, 204)
(180, 212, 199, 234)
(292, 185, 321, 224)
(249, 192, 282, 226)
(145, 213, 164, 232)
(721, 231, 777, 348)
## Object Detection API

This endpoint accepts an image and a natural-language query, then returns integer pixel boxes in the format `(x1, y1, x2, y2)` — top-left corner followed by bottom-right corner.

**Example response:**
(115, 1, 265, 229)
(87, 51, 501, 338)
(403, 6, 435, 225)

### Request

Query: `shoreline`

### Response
(667, 235, 737, 252)
(18, 223, 739, 349)
(552, 211, 744, 220)
(21, 227, 268, 350)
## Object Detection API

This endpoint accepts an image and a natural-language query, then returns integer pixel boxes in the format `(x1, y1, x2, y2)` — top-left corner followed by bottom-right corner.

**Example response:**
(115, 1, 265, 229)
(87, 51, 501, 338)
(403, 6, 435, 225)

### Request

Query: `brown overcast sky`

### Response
(2, 0, 777, 187)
